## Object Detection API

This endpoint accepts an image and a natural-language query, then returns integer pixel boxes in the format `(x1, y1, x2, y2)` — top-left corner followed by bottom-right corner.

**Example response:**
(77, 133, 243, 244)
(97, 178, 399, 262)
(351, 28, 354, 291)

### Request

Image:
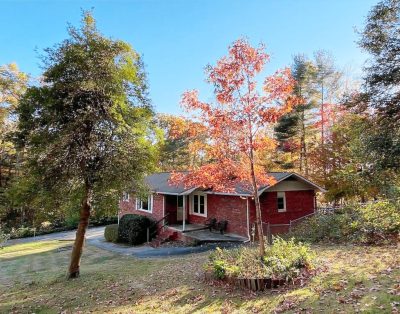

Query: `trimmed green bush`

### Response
(118, 214, 155, 245)
(104, 224, 119, 243)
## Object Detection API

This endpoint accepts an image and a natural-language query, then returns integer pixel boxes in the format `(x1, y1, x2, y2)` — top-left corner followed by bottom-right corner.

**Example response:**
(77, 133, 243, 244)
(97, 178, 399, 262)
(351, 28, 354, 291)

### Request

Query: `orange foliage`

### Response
(170, 38, 298, 193)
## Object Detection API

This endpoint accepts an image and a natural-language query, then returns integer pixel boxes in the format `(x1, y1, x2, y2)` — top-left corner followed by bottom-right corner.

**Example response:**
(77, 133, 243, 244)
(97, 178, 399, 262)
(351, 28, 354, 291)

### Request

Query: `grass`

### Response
(0, 241, 399, 313)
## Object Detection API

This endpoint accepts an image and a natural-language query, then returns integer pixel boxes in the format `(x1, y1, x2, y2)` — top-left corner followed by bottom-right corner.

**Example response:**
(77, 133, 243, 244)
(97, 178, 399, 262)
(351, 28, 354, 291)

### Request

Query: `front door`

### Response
(176, 195, 184, 221)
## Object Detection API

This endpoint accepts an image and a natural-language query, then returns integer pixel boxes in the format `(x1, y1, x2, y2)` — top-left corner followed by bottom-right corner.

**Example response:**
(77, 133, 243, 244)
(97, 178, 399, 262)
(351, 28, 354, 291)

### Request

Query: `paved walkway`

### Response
(88, 237, 240, 258)
(5, 226, 241, 258)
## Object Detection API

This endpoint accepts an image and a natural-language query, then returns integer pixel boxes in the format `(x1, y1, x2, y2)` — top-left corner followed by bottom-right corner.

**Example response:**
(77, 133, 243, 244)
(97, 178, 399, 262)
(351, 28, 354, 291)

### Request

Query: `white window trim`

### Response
(190, 192, 207, 217)
(136, 195, 153, 213)
(277, 191, 286, 212)
(122, 192, 130, 202)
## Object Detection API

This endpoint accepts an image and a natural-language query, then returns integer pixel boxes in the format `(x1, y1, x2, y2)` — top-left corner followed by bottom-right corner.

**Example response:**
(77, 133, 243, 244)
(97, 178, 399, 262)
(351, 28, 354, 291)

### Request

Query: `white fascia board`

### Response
(260, 173, 327, 193)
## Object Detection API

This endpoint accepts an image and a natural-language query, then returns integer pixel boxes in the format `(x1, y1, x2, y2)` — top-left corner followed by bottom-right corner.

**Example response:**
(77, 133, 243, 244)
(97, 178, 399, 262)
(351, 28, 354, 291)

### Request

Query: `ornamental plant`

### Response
(207, 238, 315, 281)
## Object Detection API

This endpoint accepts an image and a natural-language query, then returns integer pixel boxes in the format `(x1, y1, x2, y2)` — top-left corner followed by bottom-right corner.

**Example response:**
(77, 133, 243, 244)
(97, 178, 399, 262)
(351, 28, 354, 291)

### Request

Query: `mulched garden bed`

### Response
(204, 266, 323, 292)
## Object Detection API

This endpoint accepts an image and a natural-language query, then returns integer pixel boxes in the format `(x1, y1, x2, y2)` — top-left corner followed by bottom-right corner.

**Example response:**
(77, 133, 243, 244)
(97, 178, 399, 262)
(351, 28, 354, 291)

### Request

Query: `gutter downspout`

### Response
(246, 197, 250, 241)
(182, 195, 186, 232)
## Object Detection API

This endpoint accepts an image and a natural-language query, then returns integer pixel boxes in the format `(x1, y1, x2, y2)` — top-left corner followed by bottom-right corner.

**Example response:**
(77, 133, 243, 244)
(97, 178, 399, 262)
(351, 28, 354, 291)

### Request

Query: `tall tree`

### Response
(314, 50, 342, 179)
(355, 0, 400, 171)
(0, 64, 28, 218)
(274, 55, 318, 175)
(323, 113, 379, 202)
(170, 39, 297, 256)
(15, 12, 156, 278)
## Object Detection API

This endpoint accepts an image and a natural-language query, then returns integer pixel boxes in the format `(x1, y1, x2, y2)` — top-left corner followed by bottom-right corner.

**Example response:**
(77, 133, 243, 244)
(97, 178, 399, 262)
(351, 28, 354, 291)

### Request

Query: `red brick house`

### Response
(119, 172, 326, 240)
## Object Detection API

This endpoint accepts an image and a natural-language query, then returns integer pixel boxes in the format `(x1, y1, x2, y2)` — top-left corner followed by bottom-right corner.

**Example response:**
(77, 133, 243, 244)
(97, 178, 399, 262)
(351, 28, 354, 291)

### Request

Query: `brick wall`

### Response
(119, 190, 315, 238)
(187, 194, 248, 237)
(119, 193, 164, 222)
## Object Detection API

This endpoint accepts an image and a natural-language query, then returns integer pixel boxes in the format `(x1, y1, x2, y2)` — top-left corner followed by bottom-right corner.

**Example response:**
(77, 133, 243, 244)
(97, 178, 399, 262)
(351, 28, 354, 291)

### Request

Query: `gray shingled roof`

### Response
(144, 171, 324, 195)
(145, 172, 190, 195)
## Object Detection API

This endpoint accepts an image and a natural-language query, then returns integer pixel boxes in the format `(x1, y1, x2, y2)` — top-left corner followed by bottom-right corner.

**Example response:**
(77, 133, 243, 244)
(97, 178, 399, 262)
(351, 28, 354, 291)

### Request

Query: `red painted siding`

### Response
(249, 190, 315, 225)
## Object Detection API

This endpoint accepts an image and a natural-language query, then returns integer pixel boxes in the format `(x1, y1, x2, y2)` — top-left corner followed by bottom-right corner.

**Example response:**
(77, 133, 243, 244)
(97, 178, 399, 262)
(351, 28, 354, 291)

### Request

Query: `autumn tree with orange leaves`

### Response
(170, 39, 299, 256)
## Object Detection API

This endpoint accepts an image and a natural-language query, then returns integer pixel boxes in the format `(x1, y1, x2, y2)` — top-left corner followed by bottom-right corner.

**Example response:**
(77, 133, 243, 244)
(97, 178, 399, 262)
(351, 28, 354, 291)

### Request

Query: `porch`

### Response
(167, 223, 248, 243)
(162, 194, 248, 243)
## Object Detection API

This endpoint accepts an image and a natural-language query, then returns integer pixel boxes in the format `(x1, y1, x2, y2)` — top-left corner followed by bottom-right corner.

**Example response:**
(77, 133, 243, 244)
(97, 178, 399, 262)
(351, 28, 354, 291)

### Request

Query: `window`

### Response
(122, 192, 130, 202)
(277, 192, 286, 212)
(191, 193, 207, 217)
(136, 195, 153, 212)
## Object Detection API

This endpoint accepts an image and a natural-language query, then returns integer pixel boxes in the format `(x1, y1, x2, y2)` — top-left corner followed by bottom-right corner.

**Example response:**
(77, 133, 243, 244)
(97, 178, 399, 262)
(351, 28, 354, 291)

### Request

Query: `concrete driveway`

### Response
(5, 226, 105, 246)
(5, 225, 237, 258)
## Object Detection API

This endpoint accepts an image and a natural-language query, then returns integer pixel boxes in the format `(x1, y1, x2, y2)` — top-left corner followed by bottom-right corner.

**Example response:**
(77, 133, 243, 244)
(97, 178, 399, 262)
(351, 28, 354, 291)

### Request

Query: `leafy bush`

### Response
(91, 216, 118, 226)
(263, 237, 315, 280)
(207, 237, 315, 280)
(64, 214, 80, 229)
(289, 200, 400, 244)
(40, 221, 52, 230)
(9, 226, 37, 239)
(104, 224, 119, 243)
(0, 227, 10, 248)
(287, 212, 352, 243)
(351, 200, 400, 244)
(118, 214, 155, 245)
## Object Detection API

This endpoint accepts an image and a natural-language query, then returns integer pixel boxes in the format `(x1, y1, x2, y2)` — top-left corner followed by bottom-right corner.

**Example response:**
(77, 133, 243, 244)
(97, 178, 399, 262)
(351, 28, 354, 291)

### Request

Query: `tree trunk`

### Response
(250, 163, 265, 257)
(68, 184, 92, 278)
(253, 189, 265, 256)
(247, 114, 265, 257)
(321, 82, 327, 180)
(300, 109, 309, 176)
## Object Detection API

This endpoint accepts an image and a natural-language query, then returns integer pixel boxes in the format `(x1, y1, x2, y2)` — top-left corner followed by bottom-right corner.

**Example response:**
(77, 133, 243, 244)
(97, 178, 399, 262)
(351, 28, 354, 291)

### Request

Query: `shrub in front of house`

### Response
(104, 224, 119, 243)
(118, 214, 155, 245)
(206, 237, 316, 290)
(288, 200, 400, 244)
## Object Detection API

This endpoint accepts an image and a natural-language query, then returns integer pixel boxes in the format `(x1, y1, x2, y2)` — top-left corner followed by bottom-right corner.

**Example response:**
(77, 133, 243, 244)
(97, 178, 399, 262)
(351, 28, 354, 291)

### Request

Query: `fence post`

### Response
(289, 220, 292, 233)
(146, 227, 150, 243)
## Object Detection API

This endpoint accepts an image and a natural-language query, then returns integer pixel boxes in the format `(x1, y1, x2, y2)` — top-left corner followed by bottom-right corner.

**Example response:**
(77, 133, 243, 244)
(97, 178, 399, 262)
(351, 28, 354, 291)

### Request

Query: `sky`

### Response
(0, 0, 378, 114)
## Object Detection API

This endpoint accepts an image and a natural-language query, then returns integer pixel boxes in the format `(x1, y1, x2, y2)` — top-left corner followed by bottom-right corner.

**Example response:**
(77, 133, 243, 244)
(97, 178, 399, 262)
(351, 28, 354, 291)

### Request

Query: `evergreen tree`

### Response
(356, 0, 400, 171)
(274, 55, 317, 175)
(15, 12, 156, 278)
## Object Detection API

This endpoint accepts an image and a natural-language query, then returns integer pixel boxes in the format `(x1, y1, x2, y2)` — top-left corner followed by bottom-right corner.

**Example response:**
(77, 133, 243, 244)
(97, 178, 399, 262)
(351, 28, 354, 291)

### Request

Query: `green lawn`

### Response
(0, 241, 399, 313)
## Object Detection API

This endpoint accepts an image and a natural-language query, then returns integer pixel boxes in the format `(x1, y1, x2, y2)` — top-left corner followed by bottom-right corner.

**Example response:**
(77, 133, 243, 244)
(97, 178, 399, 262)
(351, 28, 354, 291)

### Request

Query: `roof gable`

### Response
(260, 173, 326, 193)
